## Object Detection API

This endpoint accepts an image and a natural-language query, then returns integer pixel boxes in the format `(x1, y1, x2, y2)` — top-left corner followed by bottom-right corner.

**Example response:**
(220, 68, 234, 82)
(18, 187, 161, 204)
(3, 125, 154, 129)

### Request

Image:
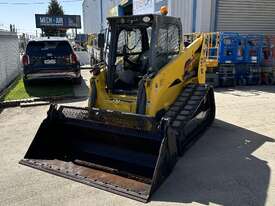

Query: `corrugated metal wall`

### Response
(132, 0, 193, 33)
(0, 32, 20, 92)
(83, 0, 120, 34)
(133, 0, 168, 15)
(169, 0, 194, 33)
(196, 0, 214, 32)
(83, 0, 100, 34)
(216, 0, 275, 33)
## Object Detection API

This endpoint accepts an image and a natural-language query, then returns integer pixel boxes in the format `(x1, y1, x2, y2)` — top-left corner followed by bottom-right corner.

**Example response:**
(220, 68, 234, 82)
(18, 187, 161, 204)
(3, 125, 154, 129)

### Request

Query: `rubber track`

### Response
(165, 84, 214, 156)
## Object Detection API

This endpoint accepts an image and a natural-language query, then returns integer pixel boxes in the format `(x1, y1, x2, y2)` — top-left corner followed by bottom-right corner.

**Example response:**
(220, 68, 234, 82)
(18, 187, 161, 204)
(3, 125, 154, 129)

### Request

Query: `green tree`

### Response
(47, 0, 64, 16)
(44, 0, 66, 36)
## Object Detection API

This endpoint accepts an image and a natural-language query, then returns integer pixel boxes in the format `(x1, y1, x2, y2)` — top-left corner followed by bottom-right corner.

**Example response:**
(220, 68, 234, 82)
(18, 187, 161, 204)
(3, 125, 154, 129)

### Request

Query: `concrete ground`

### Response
(0, 83, 275, 206)
(74, 69, 90, 97)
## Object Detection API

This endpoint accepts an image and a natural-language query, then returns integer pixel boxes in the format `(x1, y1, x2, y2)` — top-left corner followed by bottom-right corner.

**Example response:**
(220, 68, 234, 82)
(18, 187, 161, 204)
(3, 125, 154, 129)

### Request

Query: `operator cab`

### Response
(114, 24, 151, 90)
(105, 15, 182, 93)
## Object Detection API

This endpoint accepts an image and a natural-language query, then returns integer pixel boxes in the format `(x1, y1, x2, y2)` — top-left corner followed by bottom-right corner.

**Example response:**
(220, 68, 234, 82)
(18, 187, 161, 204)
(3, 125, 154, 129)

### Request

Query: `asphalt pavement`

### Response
(0, 81, 275, 206)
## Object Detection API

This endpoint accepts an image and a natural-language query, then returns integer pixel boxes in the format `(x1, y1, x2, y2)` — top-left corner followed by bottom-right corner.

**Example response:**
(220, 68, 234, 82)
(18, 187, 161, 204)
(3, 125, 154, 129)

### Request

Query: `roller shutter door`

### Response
(216, 0, 275, 34)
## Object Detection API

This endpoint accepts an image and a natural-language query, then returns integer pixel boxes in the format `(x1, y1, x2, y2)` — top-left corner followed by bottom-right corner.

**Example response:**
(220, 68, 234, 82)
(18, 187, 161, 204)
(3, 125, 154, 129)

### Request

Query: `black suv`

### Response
(22, 37, 81, 84)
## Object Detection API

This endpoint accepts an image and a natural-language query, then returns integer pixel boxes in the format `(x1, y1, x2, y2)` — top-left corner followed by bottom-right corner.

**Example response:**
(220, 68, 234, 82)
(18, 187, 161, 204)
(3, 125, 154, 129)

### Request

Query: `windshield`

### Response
(117, 29, 143, 55)
(114, 27, 151, 69)
(105, 26, 152, 90)
(26, 41, 72, 56)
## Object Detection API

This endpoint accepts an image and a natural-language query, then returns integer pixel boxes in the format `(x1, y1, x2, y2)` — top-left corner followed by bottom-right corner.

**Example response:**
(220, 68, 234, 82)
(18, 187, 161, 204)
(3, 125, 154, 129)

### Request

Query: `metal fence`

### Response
(0, 31, 20, 92)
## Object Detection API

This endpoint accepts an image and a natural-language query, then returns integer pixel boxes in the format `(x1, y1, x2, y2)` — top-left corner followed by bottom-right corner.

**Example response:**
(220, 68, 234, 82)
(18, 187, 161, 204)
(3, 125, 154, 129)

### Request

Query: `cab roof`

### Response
(107, 14, 181, 26)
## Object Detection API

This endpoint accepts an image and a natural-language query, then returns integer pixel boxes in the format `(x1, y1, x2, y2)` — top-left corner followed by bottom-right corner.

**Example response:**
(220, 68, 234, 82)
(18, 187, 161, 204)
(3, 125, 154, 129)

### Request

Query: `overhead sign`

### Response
(35, 14, 81, 29)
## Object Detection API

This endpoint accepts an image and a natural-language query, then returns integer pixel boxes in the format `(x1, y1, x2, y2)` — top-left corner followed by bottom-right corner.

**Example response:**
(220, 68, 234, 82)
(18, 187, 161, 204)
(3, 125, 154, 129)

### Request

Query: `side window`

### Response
(168, 25, 180, 54)
(156, 24, 180, 70)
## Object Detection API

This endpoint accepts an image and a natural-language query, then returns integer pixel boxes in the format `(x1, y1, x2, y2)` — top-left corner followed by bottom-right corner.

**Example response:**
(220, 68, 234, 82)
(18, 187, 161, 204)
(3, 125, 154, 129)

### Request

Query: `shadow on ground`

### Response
(152, 119, 274, 206)
(215, 85, 275, 97)
(24, 79, 75, 97)
(55, 96, 89, 105)
(73, 77, 89, 98)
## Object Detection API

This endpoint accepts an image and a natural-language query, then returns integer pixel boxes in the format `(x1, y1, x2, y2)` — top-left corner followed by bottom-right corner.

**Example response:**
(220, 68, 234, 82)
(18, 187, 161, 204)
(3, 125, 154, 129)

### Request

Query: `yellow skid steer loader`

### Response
(20, 14, 215, 202)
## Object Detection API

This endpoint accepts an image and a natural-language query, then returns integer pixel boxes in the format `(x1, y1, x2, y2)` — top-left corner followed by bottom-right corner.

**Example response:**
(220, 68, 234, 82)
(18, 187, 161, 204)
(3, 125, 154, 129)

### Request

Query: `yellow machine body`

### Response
(21, 15, 216, 203)
(89, 36, 206, 116)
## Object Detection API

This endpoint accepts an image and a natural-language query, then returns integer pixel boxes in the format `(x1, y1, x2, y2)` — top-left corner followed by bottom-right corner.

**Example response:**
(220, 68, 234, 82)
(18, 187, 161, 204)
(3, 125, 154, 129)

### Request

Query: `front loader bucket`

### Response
(20, 105, 177, 202)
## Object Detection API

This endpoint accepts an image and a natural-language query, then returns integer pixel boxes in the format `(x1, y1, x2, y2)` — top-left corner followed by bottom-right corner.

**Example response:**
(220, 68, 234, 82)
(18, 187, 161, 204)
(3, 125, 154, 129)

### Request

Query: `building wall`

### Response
(83, 0, 275, 35)
(133, 0, 154, 14)
(170, 0, 275, 34)
(196, 0, 214, 32)
(83, 0, 212, 34)
(133, 0, 168, 14)
(169, 0, 194, 33)
(82, 0, 120, 34)
(133, 0, 211, 33)
(82, 0, 96, 34)
(215, 0, 275, 34)
(0, 32, 20, 92)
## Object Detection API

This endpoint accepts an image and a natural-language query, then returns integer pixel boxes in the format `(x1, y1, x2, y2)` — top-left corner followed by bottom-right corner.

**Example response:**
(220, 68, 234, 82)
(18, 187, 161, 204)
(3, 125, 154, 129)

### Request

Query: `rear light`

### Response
(70, 52, 78, 64)
(22, 54, 30, 66)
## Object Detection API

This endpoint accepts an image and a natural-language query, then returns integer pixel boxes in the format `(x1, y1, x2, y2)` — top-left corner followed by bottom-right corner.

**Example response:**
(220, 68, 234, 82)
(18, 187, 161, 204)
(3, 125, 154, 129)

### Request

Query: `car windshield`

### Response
(26, 41, 72, 56)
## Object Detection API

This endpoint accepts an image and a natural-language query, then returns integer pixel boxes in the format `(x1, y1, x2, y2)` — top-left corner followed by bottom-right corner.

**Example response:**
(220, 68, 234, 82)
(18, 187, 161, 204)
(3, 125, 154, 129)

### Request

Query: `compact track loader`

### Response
(20, 14, 215, 202)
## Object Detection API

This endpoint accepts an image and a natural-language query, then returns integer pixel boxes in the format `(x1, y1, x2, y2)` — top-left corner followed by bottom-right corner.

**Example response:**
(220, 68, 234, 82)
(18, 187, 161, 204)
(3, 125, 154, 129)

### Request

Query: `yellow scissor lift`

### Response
(184, 32, 220, 87)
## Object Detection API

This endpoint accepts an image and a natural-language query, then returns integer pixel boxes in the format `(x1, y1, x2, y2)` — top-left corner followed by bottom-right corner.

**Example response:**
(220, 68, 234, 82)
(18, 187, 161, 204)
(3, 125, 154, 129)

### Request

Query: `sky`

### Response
(0, 0, 83, 35)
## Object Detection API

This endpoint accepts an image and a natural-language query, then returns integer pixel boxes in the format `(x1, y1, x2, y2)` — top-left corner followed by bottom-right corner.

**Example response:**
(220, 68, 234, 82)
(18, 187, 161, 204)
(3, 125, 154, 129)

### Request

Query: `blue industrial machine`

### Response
(260, 35, 274, 84)
(235, 35, 246, 63)
(218, 33, 264, 86)
(218, 33, 239, 86)
(218, 32, 239, 64)
(201, 32, 273, 87)
(245, 34, 263, 64)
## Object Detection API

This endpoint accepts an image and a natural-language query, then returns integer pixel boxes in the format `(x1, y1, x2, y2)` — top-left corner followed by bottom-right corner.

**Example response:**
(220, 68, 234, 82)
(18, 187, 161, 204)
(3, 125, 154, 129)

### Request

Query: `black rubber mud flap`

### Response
(19, 105, 177, 202)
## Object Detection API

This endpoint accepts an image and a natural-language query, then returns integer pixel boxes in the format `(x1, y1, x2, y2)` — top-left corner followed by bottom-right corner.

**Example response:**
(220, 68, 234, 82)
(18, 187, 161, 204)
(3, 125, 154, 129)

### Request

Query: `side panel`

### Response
(90, 70, 137, 113)
(146, 37, 203, 116)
